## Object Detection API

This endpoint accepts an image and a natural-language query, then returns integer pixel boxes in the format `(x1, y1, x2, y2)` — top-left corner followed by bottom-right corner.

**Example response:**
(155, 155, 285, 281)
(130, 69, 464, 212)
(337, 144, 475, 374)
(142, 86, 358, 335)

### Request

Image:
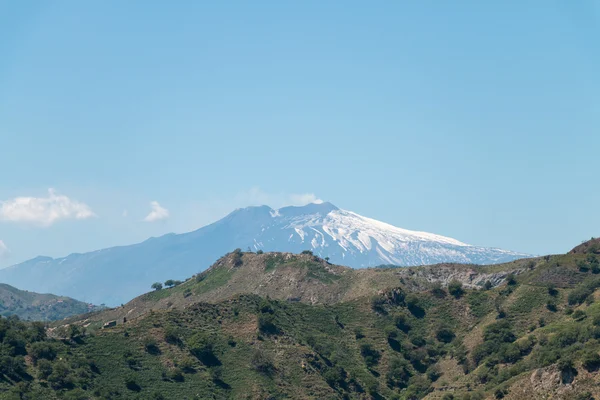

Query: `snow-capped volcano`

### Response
(0, 202, 528, 305)
(237, 202, 527, 267)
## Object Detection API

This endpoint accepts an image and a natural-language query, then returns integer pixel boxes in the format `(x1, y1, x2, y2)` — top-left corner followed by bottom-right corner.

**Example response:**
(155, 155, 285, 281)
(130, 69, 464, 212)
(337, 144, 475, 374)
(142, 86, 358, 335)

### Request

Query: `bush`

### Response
(484, 281, 493, 290)
(258, 314, 280, 335)
(448, 280, 464, 298)
(251, 349, 275, 375)
(371, 295, 387, 314)
(582, 351, 600, 371)
(430, 282, 446, 298)
(506, 274, 517, 285)
(28, 342, 57, 363)
(37, 359, 53, 380)
(386, 357, 412, 388)
(166, 367, 184, 382)
(187, 333, 220, 367)
(125, 373, 141, 391)
(256, 249, 264, 255)
(405, 294, 425, 318)
(360, 343, 381, 367)
(572, 310, 587, 321)
(151, 282, 163, 291)
(557, 357, 575, 373)
(164, 326, 182, 345)
(394, 313, 411, 333)
(143, 337, 160, 354)
(436, 327, 455, 343)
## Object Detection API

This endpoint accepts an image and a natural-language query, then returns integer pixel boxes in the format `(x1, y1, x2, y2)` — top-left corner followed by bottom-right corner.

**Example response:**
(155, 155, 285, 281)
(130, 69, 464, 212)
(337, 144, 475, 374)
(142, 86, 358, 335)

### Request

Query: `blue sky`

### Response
(0, 1, 599, 267)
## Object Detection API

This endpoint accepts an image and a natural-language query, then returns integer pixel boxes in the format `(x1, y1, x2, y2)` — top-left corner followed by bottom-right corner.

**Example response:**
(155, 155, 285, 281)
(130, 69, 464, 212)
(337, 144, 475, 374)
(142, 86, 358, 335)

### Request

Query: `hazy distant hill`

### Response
(0, 283, 96, 321)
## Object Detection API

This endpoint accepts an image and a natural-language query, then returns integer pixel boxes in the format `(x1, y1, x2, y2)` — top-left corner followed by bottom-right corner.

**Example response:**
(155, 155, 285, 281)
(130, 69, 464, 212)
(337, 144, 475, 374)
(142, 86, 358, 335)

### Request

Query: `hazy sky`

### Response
(1, 1, 599, 266)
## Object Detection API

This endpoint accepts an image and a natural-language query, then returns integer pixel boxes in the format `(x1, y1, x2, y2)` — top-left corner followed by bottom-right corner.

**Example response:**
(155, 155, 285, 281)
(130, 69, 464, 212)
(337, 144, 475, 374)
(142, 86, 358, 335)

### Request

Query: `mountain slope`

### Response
(0, 283, 96, 321)
(0, 202, 529, 305)
(57, 251, 532, 330)
(2, 242, 598, 400)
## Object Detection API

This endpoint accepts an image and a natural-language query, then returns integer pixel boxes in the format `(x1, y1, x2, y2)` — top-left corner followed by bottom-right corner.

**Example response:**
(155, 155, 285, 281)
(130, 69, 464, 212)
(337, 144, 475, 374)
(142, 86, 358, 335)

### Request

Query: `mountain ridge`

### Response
(0, 202, 529, 305)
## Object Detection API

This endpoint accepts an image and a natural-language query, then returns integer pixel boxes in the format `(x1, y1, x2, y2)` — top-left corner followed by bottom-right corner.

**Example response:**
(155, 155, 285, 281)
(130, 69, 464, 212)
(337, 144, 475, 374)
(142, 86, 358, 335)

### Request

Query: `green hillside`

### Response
(0, 283, 97, 322)
(1, 241, 600, 399)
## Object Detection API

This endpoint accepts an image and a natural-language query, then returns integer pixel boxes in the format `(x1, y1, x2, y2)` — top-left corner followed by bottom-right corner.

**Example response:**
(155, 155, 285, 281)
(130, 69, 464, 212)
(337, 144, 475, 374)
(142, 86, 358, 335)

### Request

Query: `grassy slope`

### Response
(3, 244, 600, 399)
(0, 283, 96, 321)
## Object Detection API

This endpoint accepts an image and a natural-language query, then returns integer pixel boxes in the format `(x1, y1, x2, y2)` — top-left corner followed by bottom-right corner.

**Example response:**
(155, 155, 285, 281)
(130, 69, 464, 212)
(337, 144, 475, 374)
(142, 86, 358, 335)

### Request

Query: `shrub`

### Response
(572, 310, 586, 321)
(258, 314, 280, 335)
(164, 326, 182, 345)
(187, 333, 220, 367)
(251, 349, 275, 375)
(394, 313, 411, 333)
(124, 373, 141, 391)
(28, 342, 57, 363)
(151, 282, 163, 291)
(582, 351, 600, 371)
(557, 357, 575, 373)
(371, 295, 387, 314)
(360, 343, 381, 367)
(405, 294, 425, 318)
(256, 250, 264, 255)
(143, 337, 160, 354)
(386, 357, 412, 388)
(448, 280, 464, 298)
(484, 281, 493, 290)
(578, 260, 590, 272)
(506, 274, 517, 285)
(430, 282, 446, 298)
(37, 359, 53, 380)
(166, 367, 184, 382)
(301, 250, 313, 255)
(436, 327, 455, 343)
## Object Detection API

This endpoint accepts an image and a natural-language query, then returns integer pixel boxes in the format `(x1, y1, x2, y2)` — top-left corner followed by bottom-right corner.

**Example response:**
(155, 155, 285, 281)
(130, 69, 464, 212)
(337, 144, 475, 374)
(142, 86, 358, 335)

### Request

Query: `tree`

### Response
(448, 280, 464, 298)
(164, 279, 175, 287)
(484, 280, 493, 290)
(582, 351, 600, 371)
(436, 327, 456, 343)
(506, 274, 517, 285)
(151, 282, 163, 291)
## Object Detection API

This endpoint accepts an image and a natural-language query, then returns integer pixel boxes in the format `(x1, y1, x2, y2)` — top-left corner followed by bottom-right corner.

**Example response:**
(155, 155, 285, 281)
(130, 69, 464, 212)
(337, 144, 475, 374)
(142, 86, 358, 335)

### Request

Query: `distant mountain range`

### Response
(0, 202, 529, 305)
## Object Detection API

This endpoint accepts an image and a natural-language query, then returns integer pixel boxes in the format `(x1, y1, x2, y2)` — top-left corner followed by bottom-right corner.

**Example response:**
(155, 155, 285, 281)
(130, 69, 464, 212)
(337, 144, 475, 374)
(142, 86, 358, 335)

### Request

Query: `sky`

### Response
(0, 1, 599, 267)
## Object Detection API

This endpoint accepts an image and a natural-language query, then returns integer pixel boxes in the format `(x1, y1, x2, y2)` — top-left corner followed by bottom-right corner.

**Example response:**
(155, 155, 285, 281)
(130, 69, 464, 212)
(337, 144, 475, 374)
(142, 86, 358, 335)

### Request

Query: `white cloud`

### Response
(235, 187, 324, 209)
(0, 189, 96, 226)
(143, 201, 169, 222)
(289, 193, 323, 206)
(0, 240, 9, 259)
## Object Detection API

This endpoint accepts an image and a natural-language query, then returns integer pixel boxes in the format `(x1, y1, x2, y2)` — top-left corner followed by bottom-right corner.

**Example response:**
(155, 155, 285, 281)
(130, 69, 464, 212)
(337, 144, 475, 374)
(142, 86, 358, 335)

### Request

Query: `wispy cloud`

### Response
(235, 187, 323, 209)
(143, 201, 169, 222)
(0, 189, 96, 226)
(0, 240, 9, 259)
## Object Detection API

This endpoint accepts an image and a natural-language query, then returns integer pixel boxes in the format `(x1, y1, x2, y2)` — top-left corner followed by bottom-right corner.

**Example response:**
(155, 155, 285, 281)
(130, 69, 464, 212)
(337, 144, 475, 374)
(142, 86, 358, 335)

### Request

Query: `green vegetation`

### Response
(0, 283, 98, 321)
(3, 241, 600, 398)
